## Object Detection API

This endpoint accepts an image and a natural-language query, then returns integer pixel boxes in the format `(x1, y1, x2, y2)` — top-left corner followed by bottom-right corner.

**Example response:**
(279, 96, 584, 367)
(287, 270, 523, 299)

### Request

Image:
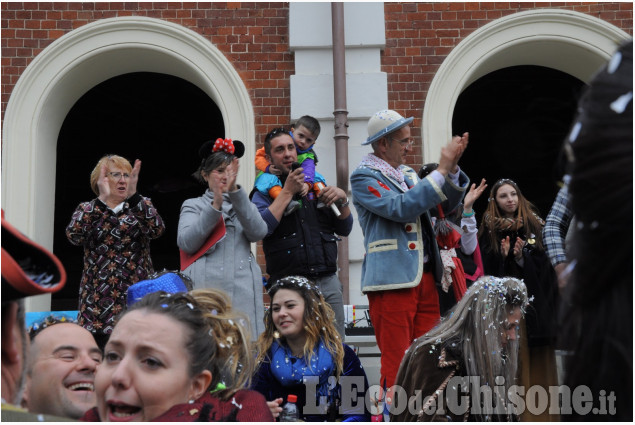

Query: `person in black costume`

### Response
(560, 39, 632, 421)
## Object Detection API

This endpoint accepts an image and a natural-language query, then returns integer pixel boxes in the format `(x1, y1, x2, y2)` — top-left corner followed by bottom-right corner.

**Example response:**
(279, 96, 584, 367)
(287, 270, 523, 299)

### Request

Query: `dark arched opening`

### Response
(52, 72, 224, 310)
(452, 65, 584, 217)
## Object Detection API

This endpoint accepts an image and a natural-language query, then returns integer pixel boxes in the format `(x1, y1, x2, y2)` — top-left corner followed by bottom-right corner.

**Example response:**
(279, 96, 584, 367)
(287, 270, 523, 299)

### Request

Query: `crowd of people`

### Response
(1, 39, 631, 422)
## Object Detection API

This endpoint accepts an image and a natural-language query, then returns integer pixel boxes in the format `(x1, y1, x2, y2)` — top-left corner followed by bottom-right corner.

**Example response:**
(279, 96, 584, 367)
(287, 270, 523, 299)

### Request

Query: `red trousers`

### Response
(367, 271, 440, 389)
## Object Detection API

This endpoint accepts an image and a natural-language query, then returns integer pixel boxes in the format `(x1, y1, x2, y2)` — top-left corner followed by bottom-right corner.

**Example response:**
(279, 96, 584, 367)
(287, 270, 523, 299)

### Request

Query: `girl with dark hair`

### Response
(480, 179, 547, 257)
(252, 276, 371, 421)
(82, 288, 273, 421)
(177, 139, 268, 339)
(478, 178, 559, 421)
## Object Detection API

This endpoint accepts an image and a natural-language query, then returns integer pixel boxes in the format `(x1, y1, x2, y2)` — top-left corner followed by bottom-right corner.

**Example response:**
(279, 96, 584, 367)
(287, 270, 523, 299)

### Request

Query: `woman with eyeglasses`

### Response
(177, 139, 268, 339)
(478, 178, 559, 421)
(66, 154, 165, 349)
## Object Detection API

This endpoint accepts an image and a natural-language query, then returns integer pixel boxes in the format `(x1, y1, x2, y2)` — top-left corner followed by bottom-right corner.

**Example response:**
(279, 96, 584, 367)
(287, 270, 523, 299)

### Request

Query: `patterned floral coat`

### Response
(66, 194, 164, 335)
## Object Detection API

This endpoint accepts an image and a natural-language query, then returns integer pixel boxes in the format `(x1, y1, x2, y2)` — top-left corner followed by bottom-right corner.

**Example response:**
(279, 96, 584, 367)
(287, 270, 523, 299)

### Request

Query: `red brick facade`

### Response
(2, 2, 632, 161)
(382, 2, 632, 166)
(1, 2, 632, 303)
(1, 2, 295, 139)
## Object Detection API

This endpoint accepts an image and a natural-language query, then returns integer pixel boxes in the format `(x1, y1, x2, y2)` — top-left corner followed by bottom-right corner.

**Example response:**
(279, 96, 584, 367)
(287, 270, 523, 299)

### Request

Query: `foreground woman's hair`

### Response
(123, 288, 254, 400)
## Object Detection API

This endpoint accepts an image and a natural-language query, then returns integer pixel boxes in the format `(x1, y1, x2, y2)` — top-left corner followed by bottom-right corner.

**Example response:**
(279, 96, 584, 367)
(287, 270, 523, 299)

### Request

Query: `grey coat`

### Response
(177, 186, 268, 338)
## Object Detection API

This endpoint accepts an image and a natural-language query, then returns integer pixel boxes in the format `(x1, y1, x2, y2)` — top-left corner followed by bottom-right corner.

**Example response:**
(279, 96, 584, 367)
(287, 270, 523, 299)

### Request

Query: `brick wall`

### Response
(2, 2, 632, 151)
(1, 1, 631, 303)
(2, 2, 632, 167)
(382, 2, 633, 166)
(0, 2, 294, 139)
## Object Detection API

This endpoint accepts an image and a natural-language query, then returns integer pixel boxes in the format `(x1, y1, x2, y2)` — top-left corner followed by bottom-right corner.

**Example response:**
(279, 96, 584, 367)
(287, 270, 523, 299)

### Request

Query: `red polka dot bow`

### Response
(212, 138, 235, 155)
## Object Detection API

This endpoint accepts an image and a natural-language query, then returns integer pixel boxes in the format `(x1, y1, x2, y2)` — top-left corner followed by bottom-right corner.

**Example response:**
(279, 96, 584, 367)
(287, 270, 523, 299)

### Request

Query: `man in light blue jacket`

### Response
(350, 110, 470, 399)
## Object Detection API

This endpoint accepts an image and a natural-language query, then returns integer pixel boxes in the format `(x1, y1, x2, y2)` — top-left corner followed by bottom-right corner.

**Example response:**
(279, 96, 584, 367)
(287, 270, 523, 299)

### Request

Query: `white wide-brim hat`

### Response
(363, 110, 414, 145)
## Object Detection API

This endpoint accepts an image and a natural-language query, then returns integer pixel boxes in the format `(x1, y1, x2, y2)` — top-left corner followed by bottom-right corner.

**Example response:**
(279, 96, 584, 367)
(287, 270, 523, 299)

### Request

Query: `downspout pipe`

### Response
(331, 2, 350, 303)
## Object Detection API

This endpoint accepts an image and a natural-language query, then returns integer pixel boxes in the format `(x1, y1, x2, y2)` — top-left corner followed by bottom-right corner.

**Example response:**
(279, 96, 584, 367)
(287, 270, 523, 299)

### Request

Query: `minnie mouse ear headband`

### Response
(1, 210, 66, 302)
(364, 109, 414, 145)
(198, 138, 245, 159)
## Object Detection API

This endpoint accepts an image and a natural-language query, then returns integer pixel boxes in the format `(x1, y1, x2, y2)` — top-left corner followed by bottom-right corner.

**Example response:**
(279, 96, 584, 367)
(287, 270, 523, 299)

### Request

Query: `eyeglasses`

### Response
(108, 172, 130, 180)
(388, 136, 414, 149)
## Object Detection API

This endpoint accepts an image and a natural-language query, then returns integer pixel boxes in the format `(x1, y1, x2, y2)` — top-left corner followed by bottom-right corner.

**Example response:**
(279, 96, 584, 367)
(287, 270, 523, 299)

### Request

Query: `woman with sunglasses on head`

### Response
(81, 288, 274, 421)
(478, 178, 559, 421)
(177, 139, 268, 339)
(252, 276, 371, 422)
(66, 155, 165, 350)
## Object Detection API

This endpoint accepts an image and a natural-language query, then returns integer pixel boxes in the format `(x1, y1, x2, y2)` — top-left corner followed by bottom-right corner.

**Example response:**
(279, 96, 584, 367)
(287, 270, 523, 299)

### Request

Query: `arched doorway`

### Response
(52, 72, 223, 310)
(451, 65, 584, 217)
(423, 9, 630, 164)
(2, 17, 255, 311)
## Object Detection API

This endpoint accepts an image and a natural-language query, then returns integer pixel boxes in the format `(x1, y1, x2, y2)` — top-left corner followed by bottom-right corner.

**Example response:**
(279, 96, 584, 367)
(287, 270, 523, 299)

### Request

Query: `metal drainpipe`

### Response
(331, 2, 350, 304)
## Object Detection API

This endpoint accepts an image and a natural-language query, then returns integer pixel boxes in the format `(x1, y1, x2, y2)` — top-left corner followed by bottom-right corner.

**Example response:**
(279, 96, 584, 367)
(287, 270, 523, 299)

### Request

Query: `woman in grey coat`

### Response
(177, 138, 268, 338)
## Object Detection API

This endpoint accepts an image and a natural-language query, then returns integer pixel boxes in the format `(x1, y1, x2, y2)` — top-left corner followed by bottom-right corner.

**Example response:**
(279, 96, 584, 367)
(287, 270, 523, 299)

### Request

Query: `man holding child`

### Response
(251, 121, 352, 338)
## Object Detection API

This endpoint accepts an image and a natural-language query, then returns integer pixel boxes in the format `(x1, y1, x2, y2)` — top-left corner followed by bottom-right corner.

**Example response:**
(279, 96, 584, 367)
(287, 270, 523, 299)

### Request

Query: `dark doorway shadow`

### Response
(52, 72, 224, 310)
(452, 65, 584, 218)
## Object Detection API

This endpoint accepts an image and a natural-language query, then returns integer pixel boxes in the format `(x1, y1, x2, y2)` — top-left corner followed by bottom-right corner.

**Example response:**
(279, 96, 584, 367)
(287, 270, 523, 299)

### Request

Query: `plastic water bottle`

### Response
(279, 394, 299, 422)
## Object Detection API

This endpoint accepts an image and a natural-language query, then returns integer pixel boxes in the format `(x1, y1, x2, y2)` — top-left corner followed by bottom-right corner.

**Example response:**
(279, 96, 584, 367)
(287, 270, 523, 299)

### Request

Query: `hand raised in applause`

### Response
(512, 237, 525, 261)
(438, 132, 469, 176)
(208, 163, 232, 210)
(227, 158, 240, 192)
(463, 178, 487, 212)
(501, 235, 525, 261)
(96, 163, 111, 204)
(126, 159, 141, 198)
